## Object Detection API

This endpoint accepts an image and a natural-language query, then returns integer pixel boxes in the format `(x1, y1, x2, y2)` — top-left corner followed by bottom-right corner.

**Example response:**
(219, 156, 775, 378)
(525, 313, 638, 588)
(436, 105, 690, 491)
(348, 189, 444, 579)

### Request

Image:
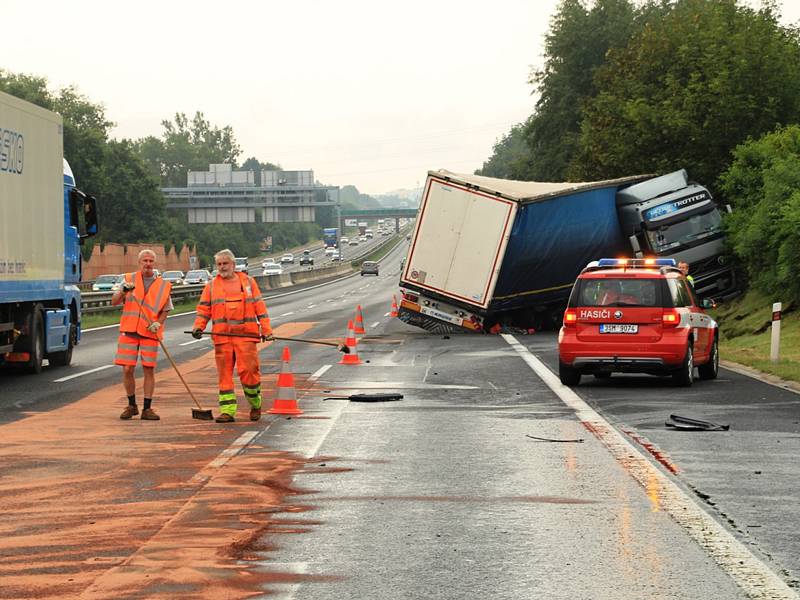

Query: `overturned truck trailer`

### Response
(399, 170, 737, 333)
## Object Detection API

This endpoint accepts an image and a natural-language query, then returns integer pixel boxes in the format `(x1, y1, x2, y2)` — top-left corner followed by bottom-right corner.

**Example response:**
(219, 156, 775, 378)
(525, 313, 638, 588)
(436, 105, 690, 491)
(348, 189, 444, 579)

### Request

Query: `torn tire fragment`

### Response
(666, 414, 730, 431)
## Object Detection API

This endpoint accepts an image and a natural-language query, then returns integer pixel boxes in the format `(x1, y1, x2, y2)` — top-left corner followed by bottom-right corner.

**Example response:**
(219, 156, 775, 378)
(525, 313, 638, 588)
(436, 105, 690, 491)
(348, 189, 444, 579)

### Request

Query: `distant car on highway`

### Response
(324, 246, 337, 256)
(339, 237, 349, 246)
(184, 269, 212, 285)
(263, 263, 284, 276)
(359, 235, 367, 242)
(348, 239, 359, 246)
(234, 257, 248, 272)
(162, 270, 185, 285)
(299, 250, 314, 266)
(280, 253, 295, 264)
(558, 258, 718, 387)
(330, 250, 342, 261)
(360, 261, 379, 276)
(262, 258, 277, 268)
(92, 274, 122, 292)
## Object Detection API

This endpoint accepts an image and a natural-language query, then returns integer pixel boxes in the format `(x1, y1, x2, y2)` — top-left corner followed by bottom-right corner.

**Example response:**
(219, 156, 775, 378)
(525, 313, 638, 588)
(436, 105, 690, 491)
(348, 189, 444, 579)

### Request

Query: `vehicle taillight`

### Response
(662, 309, 680, 327)
(563, 308, 577, 328)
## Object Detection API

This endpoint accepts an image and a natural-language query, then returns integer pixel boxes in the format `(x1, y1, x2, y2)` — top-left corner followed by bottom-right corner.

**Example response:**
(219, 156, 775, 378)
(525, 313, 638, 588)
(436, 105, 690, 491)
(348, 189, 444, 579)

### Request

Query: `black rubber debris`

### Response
(665, 414, 730, 431)
(324, 393, 404, 402)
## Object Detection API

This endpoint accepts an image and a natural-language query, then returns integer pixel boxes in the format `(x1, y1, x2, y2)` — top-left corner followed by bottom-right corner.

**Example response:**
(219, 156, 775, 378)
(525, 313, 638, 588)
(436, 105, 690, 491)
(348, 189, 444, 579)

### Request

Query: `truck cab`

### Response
(616, 170, 737, 300)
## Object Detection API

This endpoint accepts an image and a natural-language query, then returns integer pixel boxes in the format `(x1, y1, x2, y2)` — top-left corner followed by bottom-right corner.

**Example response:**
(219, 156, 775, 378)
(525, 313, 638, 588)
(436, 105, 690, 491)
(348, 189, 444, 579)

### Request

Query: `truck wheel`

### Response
(672, 344, 694, 387)
(24, 308, 45, 374)
(559, 361, 581, 386)
(49, 322, 76, 367)
(697, 337, 719, 380)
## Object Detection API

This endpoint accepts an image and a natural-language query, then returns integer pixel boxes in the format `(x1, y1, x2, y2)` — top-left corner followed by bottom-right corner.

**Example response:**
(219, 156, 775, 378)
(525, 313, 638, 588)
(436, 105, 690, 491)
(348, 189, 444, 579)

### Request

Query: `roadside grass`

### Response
(82, 297, 200, 330)
(712, 290, 800, 382)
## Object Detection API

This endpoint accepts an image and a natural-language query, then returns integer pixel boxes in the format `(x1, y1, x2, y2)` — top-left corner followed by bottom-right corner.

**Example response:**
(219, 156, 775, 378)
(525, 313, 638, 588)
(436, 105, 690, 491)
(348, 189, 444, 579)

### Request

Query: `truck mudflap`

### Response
(398, 293, 484, 334)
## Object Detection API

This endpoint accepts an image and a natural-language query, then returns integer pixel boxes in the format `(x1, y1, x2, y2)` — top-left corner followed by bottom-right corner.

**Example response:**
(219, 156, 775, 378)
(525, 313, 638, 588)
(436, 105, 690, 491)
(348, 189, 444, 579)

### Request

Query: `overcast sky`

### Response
(6, 1, 800, 195)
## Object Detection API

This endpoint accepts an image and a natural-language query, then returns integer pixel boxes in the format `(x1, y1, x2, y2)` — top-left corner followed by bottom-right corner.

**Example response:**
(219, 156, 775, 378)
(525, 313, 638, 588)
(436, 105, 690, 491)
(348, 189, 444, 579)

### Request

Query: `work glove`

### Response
(121, 281, 136, 292)
(147, 322, 161, 334)
(192, 329, 204, 340)
(261, 333, 274, 342)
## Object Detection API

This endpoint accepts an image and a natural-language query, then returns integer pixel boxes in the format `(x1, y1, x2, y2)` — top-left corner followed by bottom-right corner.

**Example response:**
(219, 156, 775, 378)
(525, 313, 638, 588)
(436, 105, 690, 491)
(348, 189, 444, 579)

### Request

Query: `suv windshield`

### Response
(574, 278, 661, 307)
(646, 208, 723, 253)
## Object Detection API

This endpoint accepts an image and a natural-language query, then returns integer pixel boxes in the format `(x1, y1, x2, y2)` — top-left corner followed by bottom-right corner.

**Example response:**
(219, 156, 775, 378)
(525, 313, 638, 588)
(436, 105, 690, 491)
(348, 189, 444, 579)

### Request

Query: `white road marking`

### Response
(308, 364, 332, 382)
(384, 312, 390, 317)
(179, 338, 207, 346)
(501, 334, 799, 600)
(307, 304, 316, 309)
(280, 311, 295, 317)
(190, 431, 260, 484)
(370, 321, 380, 328)
(53, 364, 115, 382)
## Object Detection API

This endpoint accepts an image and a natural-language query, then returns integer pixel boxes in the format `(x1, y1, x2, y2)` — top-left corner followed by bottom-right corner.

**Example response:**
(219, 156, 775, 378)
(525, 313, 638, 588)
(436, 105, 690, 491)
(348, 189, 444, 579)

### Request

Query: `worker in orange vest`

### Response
(111, 249, 173, 420)
(192, 249, 273, 423)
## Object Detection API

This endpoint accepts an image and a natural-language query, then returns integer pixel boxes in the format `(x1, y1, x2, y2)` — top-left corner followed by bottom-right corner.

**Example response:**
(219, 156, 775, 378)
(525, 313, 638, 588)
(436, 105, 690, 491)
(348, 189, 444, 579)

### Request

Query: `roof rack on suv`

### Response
(581, 257, 681, 275)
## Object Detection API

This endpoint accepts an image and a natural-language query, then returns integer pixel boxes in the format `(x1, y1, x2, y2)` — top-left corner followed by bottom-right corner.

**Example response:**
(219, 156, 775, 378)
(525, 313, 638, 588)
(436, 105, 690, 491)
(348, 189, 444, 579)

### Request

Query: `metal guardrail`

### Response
(79, 232, 406, 315)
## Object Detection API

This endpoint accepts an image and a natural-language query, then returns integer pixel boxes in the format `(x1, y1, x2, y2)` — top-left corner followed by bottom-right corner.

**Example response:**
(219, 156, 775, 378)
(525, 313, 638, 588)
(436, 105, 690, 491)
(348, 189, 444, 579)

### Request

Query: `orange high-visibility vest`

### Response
(119, 272, 173, 340)
(193, 271, 271, 344)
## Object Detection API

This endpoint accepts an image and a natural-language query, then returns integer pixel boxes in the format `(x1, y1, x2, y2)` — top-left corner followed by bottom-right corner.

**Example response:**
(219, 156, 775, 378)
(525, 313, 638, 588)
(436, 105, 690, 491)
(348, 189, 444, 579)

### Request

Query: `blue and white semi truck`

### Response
(399, 169, 736, 333)
(1, 90, 98, 372)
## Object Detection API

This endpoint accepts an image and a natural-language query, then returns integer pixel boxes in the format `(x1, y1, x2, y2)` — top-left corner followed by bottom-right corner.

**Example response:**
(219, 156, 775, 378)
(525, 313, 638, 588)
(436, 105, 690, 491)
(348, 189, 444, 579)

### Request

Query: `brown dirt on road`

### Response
(0, 322, 331, 599)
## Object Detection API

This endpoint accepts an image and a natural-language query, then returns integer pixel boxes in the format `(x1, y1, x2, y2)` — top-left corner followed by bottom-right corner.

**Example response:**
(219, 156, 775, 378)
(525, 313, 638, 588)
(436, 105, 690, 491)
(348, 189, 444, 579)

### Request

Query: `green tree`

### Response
(476, 122, 531, 179)
(719, 125, 800, 302)
(136, 111, 242, 187)
(571, 0, 800, 185)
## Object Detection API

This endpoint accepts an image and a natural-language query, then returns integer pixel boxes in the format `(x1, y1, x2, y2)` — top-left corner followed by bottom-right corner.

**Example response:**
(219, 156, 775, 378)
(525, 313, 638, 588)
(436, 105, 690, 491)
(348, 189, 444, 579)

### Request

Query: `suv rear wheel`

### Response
(672, 343, 694, 387)
(559, 361, 581, 386)
(697, 337, 719, 380)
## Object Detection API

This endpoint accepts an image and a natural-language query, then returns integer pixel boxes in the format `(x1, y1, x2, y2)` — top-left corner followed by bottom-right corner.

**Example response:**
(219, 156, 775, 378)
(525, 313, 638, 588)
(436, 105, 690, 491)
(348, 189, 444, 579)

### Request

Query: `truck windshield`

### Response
(646, 208, 723, 253)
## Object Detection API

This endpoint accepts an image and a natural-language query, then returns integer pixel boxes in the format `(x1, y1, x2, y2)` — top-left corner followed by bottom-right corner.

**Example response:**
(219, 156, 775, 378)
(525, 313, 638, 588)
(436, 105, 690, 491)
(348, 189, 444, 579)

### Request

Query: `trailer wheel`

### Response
(24, 308, 45, 374)
(49, 322, 76, 367)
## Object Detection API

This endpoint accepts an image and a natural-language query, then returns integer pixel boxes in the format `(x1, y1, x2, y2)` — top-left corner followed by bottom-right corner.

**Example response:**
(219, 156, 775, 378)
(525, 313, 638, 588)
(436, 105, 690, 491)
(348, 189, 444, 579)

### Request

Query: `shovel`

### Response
(184, 330, 350, 353)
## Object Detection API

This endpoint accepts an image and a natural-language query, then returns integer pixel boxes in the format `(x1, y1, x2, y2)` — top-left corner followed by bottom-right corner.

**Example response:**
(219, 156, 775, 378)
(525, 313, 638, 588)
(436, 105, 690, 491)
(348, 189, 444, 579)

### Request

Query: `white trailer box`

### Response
(0, 91, 64, 284)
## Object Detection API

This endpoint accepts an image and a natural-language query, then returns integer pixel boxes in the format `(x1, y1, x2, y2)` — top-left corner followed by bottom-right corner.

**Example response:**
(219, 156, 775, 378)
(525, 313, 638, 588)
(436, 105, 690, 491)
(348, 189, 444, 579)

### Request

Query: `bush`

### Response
(719, 125, 800, 303)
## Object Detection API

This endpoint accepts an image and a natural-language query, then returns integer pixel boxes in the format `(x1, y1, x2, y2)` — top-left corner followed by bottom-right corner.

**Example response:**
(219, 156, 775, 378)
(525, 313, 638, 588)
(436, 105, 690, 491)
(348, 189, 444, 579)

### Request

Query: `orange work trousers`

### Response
(214, 340, 262, 415)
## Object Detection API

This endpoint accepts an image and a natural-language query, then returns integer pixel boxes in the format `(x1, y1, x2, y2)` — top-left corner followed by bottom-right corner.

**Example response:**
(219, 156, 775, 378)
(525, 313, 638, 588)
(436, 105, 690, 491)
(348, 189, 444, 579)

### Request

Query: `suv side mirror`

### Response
(701, 298, 716, 309)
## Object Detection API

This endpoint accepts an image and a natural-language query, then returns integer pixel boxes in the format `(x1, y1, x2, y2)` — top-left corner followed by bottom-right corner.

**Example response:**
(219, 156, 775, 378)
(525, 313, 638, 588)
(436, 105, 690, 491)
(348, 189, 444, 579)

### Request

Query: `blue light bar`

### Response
(596, 258, 677, 267)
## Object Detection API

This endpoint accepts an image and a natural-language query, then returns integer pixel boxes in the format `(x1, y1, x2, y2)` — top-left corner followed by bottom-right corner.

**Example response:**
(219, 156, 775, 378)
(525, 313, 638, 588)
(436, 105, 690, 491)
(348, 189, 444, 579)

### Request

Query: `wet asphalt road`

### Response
(1, 241, 799, 598)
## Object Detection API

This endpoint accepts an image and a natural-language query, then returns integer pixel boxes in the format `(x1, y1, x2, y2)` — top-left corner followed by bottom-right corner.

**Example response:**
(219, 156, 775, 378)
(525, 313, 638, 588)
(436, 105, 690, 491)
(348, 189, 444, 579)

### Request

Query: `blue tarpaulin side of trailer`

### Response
(490, 187, 628, 312)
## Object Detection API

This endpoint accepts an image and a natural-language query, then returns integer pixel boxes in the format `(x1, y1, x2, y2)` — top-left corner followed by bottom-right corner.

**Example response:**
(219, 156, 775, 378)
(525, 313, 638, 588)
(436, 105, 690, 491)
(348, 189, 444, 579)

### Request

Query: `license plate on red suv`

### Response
(599, 324, 639, 334)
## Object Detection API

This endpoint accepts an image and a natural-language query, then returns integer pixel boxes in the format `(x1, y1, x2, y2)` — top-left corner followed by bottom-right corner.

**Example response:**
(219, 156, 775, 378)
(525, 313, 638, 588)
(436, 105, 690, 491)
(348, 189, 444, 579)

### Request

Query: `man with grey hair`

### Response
(112, 248, 174, 420)
(193, 248, 273, 423)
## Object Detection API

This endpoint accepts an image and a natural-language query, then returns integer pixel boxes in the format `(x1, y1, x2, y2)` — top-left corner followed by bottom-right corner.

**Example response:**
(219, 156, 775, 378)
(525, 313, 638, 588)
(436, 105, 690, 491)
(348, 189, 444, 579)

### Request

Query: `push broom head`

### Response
(192, 408, 214, 420)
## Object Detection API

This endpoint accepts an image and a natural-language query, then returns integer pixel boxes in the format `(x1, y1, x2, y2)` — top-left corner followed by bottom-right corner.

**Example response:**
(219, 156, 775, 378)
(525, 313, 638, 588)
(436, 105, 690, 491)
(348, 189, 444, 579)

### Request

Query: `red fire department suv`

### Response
(558, 258, 719, 387)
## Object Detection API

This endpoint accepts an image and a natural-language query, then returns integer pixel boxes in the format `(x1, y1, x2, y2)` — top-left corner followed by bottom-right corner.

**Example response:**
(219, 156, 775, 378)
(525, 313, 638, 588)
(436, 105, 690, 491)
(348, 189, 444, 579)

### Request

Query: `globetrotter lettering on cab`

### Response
(580, 309, 611, 319)
(0, 127, 25, 174)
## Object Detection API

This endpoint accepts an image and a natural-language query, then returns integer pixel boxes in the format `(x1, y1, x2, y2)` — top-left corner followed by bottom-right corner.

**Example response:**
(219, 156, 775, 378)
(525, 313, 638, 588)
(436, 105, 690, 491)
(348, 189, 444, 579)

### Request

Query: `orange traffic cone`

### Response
(339, 319, 362, 365)
(354, 304, 366, 334)
(268, 347, 303, 415)
(390, 295, 399, 317)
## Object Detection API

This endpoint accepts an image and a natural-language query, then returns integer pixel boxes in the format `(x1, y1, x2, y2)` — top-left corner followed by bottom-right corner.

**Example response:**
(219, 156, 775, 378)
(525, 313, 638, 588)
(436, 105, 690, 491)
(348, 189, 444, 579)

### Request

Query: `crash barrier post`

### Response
(770, 302, 782, 363)
(354, 304, 366, 334)
(339, 319, 362, 365)
(268, 346, 303, 415)
(390, 295, 399, 317)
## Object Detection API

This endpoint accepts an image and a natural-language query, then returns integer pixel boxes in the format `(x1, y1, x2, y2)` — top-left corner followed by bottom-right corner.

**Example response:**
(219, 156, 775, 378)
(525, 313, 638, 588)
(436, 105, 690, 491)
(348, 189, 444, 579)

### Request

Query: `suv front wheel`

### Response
(672, 344, 694, 387)
(559, 361, 581, 386)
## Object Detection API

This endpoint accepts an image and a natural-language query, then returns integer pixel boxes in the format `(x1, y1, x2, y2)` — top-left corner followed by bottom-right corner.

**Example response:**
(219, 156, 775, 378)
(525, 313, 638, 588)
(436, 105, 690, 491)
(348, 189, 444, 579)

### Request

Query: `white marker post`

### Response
(770, 302, 782, 363)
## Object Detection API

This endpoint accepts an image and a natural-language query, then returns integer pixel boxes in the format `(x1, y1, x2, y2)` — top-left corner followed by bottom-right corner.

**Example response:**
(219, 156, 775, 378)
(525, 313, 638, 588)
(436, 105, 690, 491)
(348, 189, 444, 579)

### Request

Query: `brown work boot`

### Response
(216, 413, 235, 423)
(140, 408, 160, 420)
(249, 408, 261, 421)
(120, 405, 139, 420)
